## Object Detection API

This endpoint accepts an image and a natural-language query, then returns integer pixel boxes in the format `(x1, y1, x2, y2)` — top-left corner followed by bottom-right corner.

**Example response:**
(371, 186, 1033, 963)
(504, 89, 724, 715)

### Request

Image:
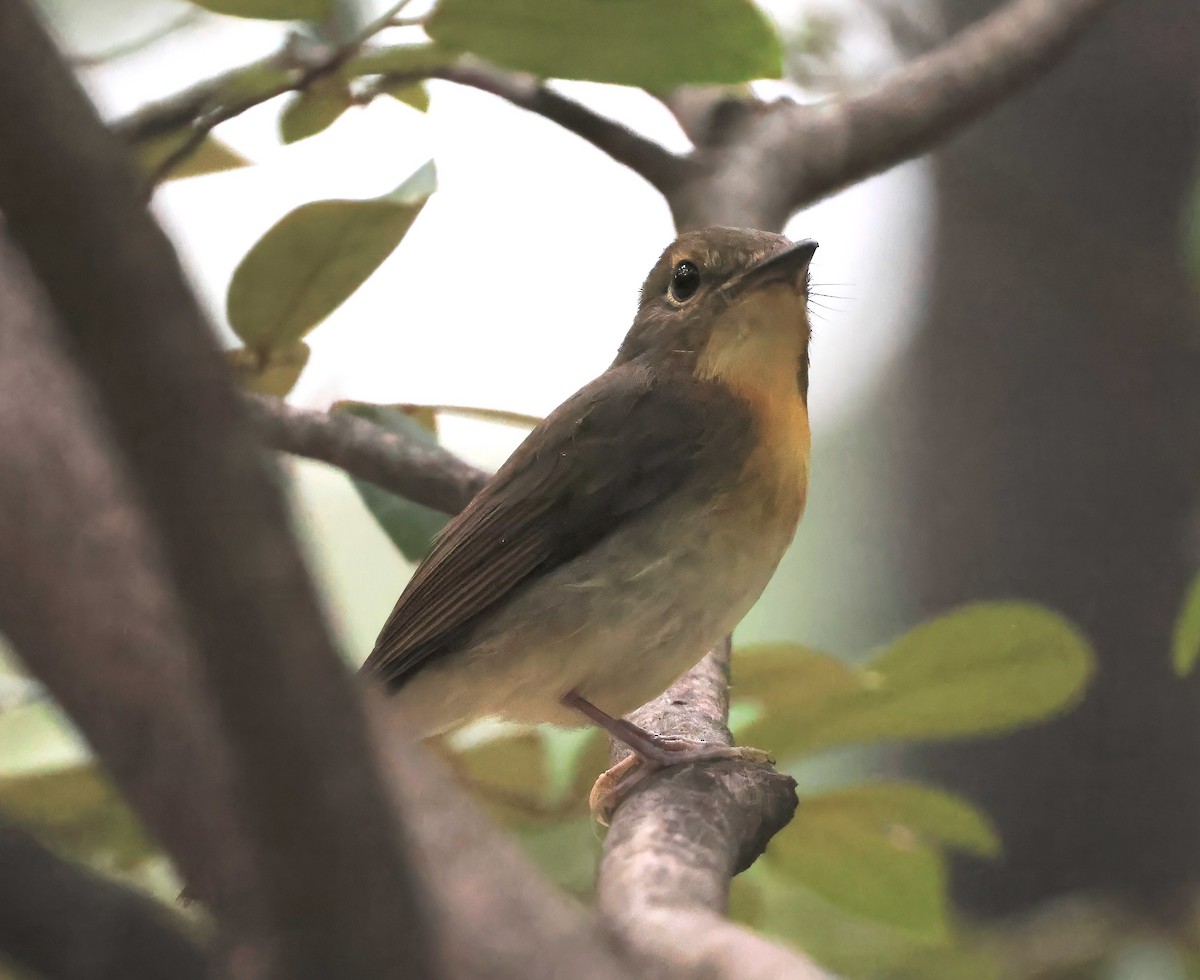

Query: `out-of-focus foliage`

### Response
(226, 160, 435, 353)
(426, 0, 783, 89)
(226, 340, 311, 396)
(1171, 572, 1200, 676)
(0, 766, 154, 871)
(334, 402, 450, 562)
(737, 604, 1094, 757)
(279, 77, 354, 143)
(184, 0, 331, 20)
(135, 132, 249, 180)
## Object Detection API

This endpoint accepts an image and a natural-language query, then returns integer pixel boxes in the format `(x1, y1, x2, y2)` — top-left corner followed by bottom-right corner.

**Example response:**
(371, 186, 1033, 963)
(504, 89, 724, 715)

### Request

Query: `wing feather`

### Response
(360, 360, 748, 688)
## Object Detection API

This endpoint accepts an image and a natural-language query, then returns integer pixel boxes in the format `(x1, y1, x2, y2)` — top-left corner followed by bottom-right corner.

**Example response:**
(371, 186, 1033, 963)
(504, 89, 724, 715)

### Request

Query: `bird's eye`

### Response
(669, 261, 701, 302)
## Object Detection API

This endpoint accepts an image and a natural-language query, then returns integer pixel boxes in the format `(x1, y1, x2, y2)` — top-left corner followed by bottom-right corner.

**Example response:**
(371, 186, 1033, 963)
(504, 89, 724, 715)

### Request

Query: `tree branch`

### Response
(0, 238, 648, 980)
(0, 4, 435, 978)
(0, 820, 207, 980)
(428, 65, 691, 195)
(769, 0, 1117, 213)
(0, 233, 268, 948)
(596, 640, 824, 978)
(247, 395, 488, 515)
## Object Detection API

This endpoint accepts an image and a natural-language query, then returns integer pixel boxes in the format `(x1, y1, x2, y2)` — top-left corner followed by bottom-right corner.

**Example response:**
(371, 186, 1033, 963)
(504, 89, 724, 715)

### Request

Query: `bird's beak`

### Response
(725, 239, 818, 300)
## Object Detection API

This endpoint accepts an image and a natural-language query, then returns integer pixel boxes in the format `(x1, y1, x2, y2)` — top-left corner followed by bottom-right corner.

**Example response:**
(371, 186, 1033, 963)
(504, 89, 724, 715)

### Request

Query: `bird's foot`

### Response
(588, 737, 773, 825)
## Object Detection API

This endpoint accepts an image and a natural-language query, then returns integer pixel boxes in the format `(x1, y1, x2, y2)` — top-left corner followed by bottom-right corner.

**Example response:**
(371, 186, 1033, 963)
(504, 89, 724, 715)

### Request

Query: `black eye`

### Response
(669, 260, 701, 302)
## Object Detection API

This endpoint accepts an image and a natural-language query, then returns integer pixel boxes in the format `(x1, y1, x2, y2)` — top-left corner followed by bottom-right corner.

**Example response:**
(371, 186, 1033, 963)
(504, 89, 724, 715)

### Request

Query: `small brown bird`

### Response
(362, 226, 816, 818)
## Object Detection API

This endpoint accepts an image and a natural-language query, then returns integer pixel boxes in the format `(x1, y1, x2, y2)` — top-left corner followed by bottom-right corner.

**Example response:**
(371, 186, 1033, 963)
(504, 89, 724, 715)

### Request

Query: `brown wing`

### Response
(360, 359, 750, 689)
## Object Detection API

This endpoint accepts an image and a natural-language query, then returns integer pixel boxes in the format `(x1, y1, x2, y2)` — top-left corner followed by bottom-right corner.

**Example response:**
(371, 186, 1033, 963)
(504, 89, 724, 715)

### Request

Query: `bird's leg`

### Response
(561, 691, 772, 824)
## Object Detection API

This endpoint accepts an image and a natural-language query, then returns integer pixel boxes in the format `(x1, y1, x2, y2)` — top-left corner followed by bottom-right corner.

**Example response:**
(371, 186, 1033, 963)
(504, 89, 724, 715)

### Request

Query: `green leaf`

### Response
(383, 82, 431, 113)
(1172, 573, 1200, 675)
(184, 0, 332, 21)
(742, 603, 1095, 756)
(734, 643, 869, 753)
(804, 782, 1001, 859)
(1184, 176, 1200, 295)
(226, 341, 310, 397)
(768, 795, 949, 937)
(426, 0, 782, 88)
(337, 402, 448, 561)
(226, 161, 435, 349)
(0, 765, 155, 870)
(408, 403, 543, 429)
(279, 81, 352, 143)
(136, 132, 250, 181)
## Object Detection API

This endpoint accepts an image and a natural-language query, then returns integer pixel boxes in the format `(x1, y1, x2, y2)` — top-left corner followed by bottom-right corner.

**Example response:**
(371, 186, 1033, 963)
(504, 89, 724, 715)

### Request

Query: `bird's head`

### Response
(615, 226, 818, 401)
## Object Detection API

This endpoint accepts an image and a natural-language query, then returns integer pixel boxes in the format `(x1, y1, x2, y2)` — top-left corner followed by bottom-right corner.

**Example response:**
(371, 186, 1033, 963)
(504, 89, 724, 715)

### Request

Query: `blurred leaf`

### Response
(453, 729, 547, 799)
(0, 765, 154, 870)
(803, 782, 1000, 859)
(426, 0, 782, 88)
(743, 603, 1094, 756)
(227, 161, 435, 349)
(512, 815, 600, 896)
(349, 41, 459, 76)
(184, 0, 331, 20)
(336, 402, 449, 561)
(0, 702, 87, 777)
(408, 403, 543, 429)
(136, 132, 249, 181)
(0, 675, 47, 714)
(1171, 572, 1200, 675)
(226, 341, 310, 396)
(279, 80, 352, 142)
(384, 81, 431, 112)
(768, 795, 949, 938)
(1184, 176, 1200, 295)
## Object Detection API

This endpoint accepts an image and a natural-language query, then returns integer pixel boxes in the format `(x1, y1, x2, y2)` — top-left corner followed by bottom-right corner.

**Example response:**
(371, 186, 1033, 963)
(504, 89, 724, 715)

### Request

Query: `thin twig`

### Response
(428, 64, 691, 195)
(0, 3, 437, 977)
(142, 3, 416, 186)
(769, 0, 1117, 213)
(247, 395, 489, 515)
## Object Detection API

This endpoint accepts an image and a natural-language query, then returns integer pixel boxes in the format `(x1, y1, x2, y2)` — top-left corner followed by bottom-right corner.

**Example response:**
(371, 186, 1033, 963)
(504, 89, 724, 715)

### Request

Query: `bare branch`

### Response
(597, 641, 824, 978)
(247, 395, 489, 515)
(429, 64, 691, 195)
(0, 820, 208, 980)
(770, 0, 1117, 213)
(0, 234, 267, 943)
(0, 4, 435, 977)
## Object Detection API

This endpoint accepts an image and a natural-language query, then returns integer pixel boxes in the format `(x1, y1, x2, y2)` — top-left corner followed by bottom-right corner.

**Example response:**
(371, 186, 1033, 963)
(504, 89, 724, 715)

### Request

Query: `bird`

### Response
(361, 226, 816, 821)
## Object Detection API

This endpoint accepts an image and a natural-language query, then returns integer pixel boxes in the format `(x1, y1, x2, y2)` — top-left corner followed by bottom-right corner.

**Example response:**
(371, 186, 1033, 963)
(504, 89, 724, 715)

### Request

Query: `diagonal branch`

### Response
(769, 0, 1117, 212)
(0, 4, 435, 978)
(427, 64, 691, 195)
(0, 232, 268, 942)
(0, 820, 208, 980)
(247, 395, 489, 515)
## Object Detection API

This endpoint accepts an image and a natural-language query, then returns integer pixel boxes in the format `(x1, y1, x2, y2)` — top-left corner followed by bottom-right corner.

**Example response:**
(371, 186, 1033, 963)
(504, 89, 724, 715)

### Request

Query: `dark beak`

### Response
(726, 239, 818, 299)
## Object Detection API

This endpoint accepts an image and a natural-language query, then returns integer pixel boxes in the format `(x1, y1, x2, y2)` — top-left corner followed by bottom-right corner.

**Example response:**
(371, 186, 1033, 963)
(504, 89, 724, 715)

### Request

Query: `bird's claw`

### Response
(588, 738, 774, 825)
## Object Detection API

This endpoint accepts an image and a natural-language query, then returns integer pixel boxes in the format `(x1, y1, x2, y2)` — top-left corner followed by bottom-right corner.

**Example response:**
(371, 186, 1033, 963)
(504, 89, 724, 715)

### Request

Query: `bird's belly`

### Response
(395, 479, 802, 732)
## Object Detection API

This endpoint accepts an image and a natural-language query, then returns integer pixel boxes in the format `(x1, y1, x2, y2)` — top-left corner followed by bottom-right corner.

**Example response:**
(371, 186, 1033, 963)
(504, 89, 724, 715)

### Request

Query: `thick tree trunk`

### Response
(896, 0, 1200, 917)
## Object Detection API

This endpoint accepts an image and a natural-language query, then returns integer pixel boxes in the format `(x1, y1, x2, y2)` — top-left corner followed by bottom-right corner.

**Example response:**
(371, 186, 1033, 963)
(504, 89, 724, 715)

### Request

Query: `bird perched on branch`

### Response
(362, 226, 816, 821)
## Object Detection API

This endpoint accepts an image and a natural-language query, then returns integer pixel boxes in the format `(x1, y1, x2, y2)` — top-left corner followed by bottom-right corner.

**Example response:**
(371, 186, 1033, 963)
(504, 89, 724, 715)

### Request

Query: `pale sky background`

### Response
(1, 0, 933, 772)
